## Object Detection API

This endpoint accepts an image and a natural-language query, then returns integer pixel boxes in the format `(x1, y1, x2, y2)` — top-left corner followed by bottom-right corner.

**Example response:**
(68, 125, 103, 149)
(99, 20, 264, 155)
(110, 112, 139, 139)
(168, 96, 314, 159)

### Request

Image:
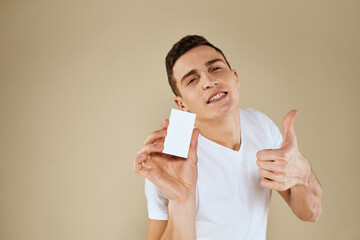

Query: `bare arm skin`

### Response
(146, 196, 197, 240)
(256, 110, 323, 221)
(146, 220, 167, 240)
(160, 196, 196, 240)
(134, 120, 200, 239)
(277, 168, 323, 221)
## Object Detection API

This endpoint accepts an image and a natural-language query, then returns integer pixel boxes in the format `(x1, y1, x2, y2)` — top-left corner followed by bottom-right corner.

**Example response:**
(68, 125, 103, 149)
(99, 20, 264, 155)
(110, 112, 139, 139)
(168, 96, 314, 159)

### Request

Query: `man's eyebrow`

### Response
(180, 59, 226, 84)
(181, 69, 197, 84)
(205, 58, 225, 66)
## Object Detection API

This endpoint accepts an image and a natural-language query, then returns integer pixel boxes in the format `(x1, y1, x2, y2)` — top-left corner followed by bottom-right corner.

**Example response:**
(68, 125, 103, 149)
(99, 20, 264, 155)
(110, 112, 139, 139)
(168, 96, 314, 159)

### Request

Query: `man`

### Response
(134, 35, 323, 240)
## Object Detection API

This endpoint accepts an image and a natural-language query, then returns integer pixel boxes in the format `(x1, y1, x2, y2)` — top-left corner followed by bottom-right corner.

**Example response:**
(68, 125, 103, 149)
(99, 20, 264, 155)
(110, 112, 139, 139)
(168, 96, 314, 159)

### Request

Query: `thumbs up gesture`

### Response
(256, 110, 312, 191)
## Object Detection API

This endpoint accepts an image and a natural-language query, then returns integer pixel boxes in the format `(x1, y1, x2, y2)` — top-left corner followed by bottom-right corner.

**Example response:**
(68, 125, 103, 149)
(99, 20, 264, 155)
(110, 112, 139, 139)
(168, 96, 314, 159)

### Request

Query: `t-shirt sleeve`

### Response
(254, 110, 284, 149)
(144, 178, 169, 220)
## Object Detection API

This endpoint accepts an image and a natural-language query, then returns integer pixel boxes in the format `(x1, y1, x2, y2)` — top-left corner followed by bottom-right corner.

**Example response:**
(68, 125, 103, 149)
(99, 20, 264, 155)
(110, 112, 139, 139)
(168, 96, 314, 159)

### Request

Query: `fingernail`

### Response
(140, 153, 146, 158)
(156, 145, 163, 149)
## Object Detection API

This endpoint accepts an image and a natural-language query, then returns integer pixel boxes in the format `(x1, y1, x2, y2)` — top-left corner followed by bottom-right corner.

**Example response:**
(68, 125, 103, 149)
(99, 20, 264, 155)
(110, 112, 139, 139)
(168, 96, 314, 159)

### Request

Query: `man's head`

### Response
(166, 35, 232, 97)
(165, 35, 240, 121)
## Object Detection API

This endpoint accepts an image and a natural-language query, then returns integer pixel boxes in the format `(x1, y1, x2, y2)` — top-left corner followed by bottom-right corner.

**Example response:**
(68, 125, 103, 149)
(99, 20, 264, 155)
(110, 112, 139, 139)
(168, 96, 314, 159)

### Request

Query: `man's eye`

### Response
(212, 67, 221, 71)
(188, 78, 196, 85)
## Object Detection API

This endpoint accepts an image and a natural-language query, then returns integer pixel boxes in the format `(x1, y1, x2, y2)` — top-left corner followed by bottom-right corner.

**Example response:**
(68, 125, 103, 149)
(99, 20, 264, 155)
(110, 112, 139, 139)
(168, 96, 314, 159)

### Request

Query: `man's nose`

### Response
(202, 72, 218, 90)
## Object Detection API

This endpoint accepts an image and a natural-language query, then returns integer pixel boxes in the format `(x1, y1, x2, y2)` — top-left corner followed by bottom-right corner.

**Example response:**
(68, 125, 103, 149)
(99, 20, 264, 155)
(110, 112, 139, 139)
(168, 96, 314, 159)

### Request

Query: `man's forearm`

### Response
(161, 196, 196, 240)
(288, 170, 323, 221)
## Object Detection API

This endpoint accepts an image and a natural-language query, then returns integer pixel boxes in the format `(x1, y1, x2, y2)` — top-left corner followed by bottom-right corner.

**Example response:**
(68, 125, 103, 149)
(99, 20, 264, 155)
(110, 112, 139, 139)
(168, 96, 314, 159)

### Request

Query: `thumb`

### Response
(188, 128, 200, 159)
(282, 109, 298, 148)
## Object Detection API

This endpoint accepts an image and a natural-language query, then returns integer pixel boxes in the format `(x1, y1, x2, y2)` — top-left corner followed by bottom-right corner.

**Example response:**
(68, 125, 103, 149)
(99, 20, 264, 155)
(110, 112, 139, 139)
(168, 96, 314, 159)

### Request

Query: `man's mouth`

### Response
(207, 92, 228, 104)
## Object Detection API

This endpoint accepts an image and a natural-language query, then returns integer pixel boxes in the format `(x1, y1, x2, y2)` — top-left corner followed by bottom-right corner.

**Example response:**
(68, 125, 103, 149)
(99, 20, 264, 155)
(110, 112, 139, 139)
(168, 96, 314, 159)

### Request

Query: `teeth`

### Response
(209, 92, 225, 103)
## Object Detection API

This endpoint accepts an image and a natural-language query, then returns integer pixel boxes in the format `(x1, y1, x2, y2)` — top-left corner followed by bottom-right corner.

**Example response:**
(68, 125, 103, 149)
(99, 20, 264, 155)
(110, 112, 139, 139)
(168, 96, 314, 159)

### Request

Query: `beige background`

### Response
(0, 0, 359, 239)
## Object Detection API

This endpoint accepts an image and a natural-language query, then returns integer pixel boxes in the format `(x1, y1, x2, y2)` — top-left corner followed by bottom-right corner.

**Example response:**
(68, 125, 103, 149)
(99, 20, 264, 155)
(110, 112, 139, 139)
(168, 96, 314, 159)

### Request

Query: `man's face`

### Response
(172, 45, 240, 122)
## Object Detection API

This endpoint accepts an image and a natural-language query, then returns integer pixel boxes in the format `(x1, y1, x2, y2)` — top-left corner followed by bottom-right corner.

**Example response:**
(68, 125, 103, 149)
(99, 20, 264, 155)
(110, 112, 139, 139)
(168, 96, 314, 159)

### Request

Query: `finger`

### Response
(134, 160, 152, 178)
(260, 178, 288, 192)
(134, 154, 146, 172)
(188, 128, 200, 159)
(134, 154, 159, 173)
(256, 160, 284, 173)
(143, 129, 167, 145)
(154, 137, 165, 145)
(281, 109, 298, 148)
(142, 157, 158, 169)
(159, 119, 169, 130)
(152, 152, 179, 162)
(134, 152, 150, 165)
(152, 119, 169, 145)
(138, 144, 164, 156)
(256, 149, 287, 161)
(258, 168, 285, 182)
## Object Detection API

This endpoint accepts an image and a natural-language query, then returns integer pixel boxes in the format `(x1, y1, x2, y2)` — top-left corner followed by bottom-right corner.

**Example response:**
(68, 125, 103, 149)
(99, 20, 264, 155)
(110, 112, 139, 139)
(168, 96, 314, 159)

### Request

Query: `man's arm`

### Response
(278, 166, 323, 221)
(147, 220, 167, 240)
(135, 120, 199, 239)
(146, 196, 196, 240)
(256, 110, 323, 221)
(160, 197, 196, 240)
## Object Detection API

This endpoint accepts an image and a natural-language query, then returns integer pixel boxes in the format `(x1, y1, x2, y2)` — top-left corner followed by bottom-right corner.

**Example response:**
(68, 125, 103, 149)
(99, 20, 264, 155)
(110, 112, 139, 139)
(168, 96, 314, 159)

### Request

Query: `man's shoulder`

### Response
(239, 108, 270, 122)
(240, 108, 278, 132)
(240, 108, 282, 148)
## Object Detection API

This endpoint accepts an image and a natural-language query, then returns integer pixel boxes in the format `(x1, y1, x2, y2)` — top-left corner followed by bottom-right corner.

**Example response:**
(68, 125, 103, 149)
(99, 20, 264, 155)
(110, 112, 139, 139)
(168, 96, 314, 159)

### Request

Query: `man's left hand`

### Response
(256, 110, 312, 191)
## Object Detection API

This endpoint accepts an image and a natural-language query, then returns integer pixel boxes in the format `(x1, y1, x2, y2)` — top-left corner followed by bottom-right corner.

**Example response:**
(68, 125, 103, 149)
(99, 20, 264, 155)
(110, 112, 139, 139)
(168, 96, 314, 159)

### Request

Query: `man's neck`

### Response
(195, 107, 241, 151)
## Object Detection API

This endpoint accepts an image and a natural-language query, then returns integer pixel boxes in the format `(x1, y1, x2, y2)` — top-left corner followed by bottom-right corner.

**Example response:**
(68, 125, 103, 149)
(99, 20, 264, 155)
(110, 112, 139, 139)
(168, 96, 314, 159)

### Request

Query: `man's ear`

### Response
(174, 96, 189, 112)
(233, 70, 240, 88)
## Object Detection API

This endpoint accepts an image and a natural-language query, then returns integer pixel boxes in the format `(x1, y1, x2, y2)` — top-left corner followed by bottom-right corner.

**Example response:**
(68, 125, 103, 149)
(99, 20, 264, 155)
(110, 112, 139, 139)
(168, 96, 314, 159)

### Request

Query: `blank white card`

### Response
(162, 109, 196, 158)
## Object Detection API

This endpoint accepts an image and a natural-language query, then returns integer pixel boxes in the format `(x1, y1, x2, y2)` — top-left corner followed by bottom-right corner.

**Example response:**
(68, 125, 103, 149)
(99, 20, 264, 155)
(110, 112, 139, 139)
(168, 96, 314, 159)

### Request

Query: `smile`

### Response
(207, 92, 227, 104)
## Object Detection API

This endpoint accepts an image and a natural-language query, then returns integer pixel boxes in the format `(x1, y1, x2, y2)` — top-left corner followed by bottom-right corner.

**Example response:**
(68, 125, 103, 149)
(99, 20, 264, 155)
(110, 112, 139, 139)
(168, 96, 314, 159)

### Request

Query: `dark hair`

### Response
(165, 35, 232, 96)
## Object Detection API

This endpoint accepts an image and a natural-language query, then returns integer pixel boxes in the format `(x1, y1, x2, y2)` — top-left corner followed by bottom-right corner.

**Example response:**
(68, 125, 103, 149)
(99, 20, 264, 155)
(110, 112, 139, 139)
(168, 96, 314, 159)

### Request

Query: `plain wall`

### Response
(0, 0, 359, 239)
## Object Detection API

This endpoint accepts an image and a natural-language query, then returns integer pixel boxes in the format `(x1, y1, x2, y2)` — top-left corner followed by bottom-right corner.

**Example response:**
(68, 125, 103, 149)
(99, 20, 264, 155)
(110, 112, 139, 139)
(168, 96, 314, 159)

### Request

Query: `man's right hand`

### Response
(134, 119, 200, 204)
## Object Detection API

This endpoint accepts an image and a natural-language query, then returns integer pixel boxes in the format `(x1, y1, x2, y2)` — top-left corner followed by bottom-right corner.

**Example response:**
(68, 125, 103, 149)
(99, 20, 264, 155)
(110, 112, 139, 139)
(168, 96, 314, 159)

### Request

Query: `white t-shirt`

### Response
(145, 108, 283, 240)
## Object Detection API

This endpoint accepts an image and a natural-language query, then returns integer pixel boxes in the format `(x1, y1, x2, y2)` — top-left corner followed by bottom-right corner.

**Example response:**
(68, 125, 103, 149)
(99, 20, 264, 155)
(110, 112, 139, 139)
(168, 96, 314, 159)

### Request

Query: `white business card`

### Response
(162, 109, 196, 158)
